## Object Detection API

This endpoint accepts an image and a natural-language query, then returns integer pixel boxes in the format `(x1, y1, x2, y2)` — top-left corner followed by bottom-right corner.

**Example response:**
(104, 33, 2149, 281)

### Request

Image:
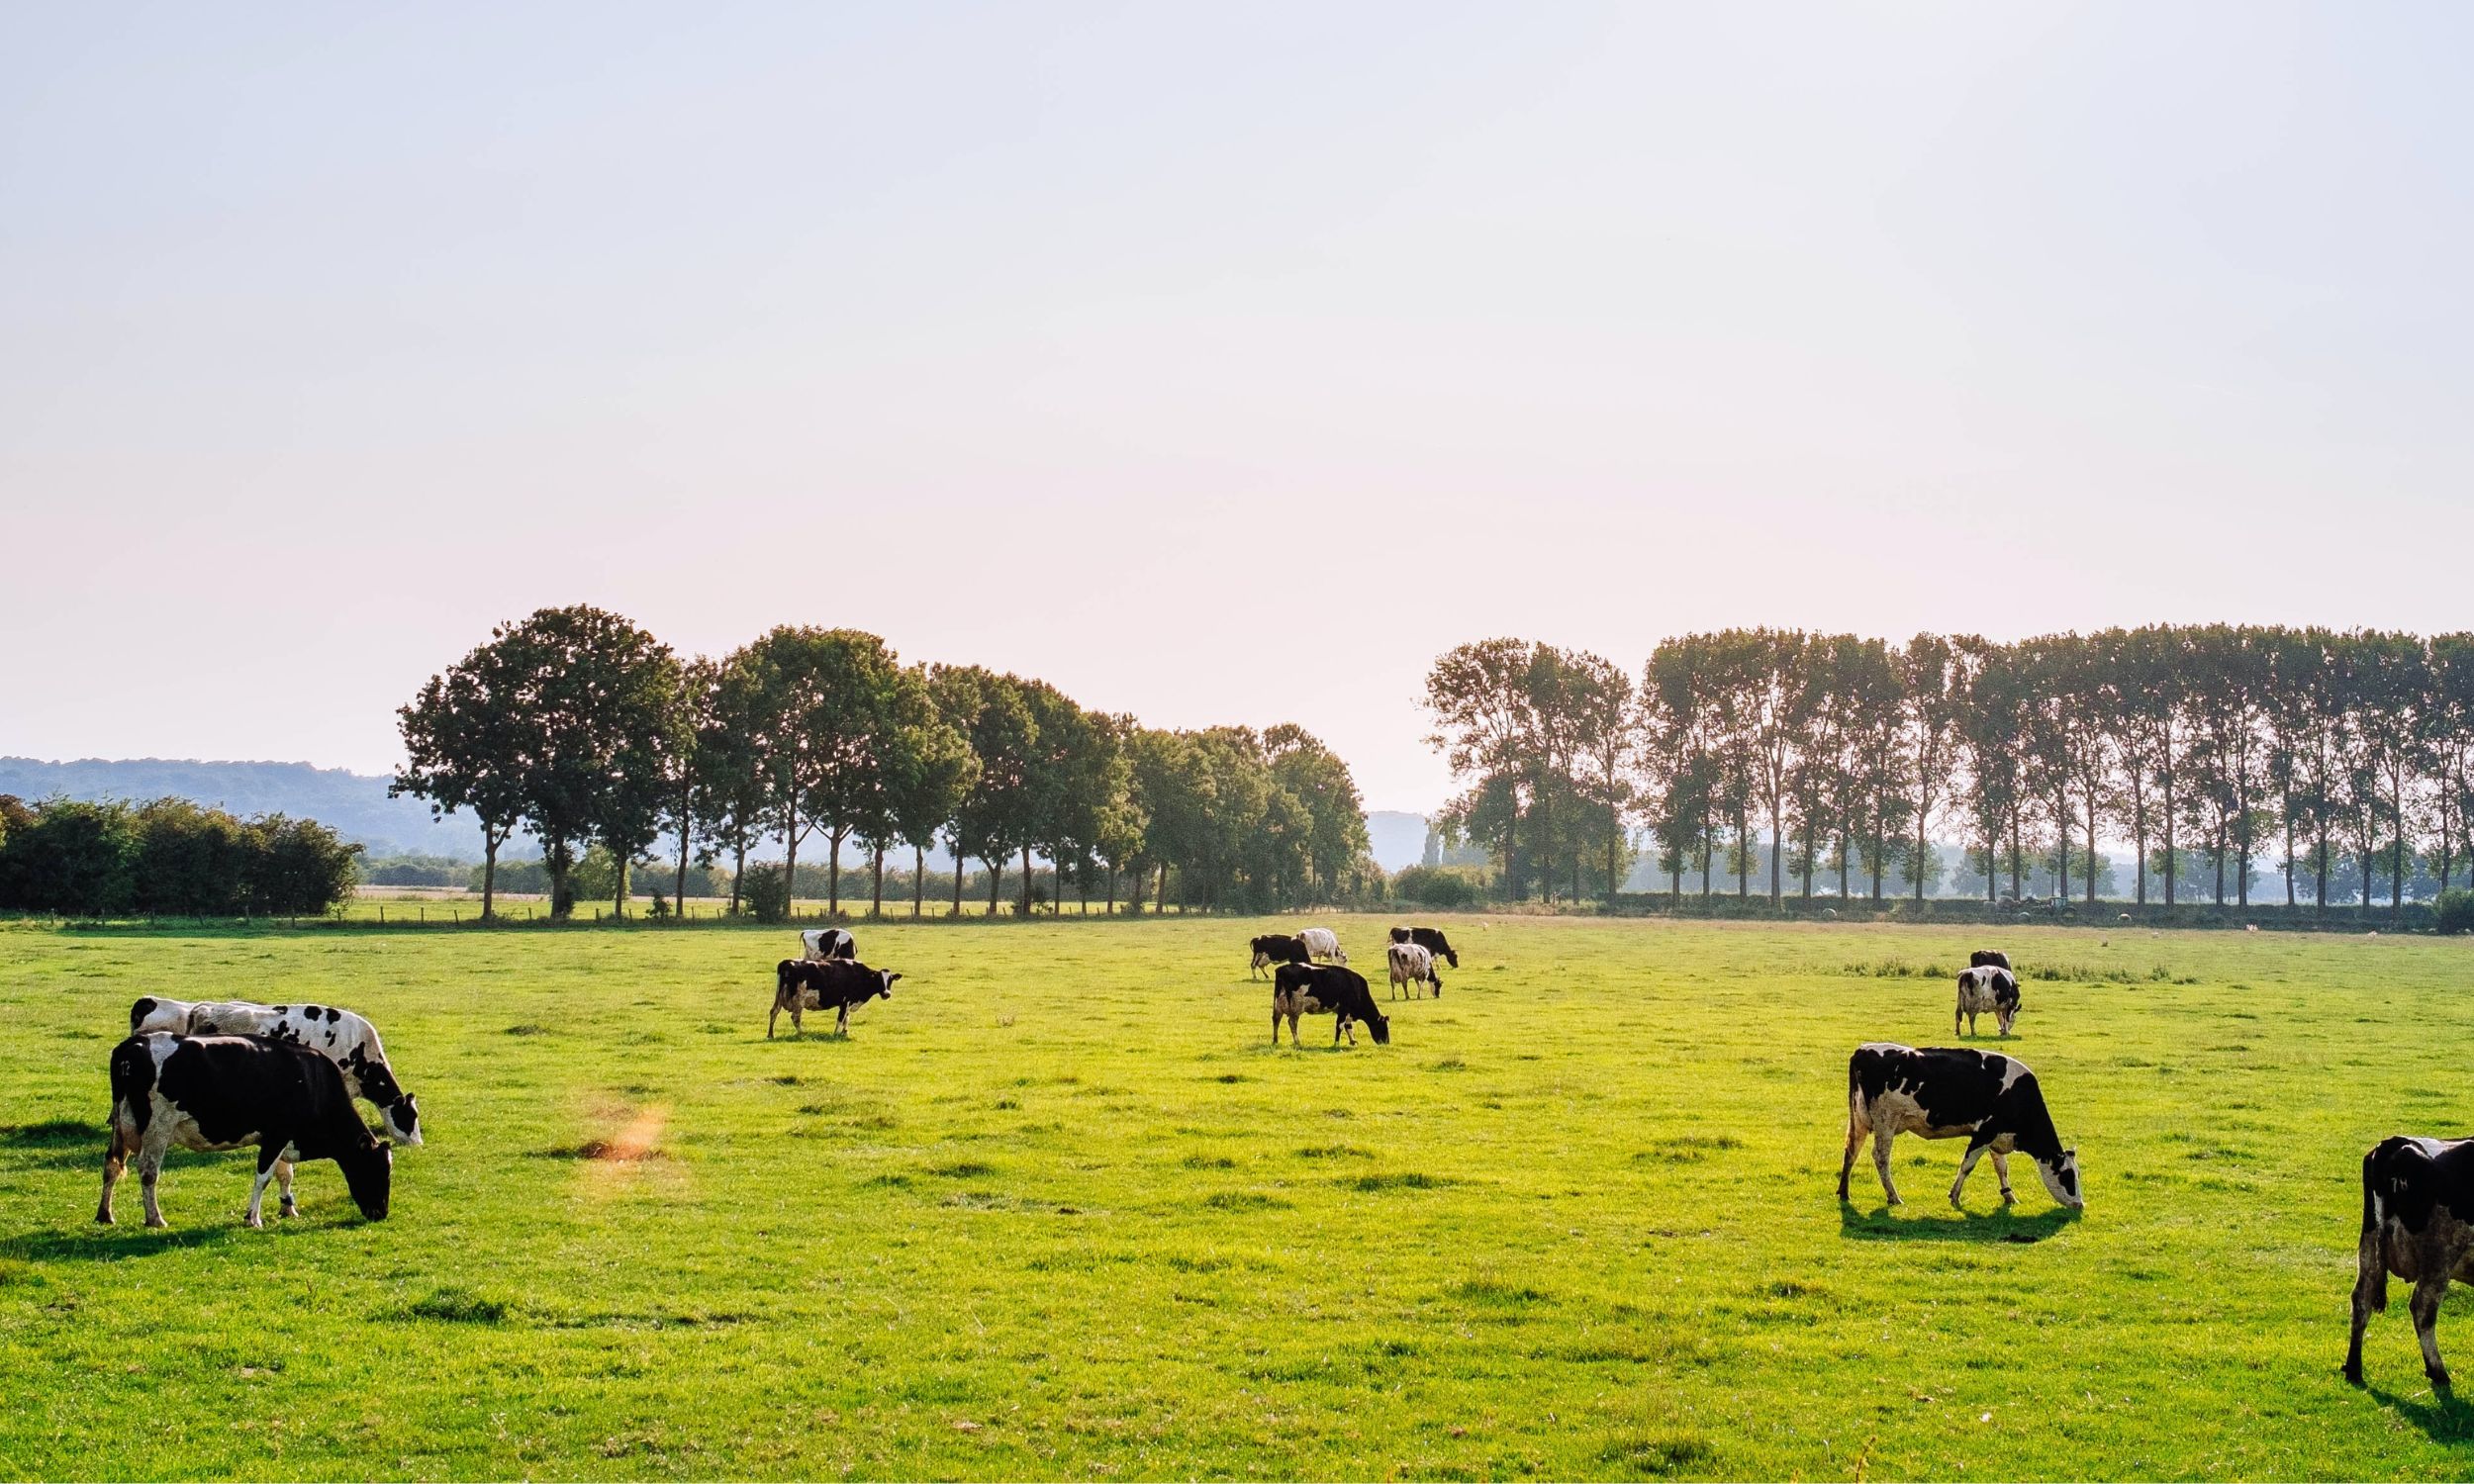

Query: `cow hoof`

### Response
(2431, 1367, 2454, 1391)
(2001, 1192, 2016, 1206)
(2343, 1362, 2365, 1386)
(144, 1217, 166, 1230)
(94, 1212, 112, 1226)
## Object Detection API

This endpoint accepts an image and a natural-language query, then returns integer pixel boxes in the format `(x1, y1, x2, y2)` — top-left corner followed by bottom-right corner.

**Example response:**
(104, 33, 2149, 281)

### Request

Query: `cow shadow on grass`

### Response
(1837, 1202, 2078, 1245)
(2367, 1384, 2474, 1443)
(1, 1222, 244, 1263)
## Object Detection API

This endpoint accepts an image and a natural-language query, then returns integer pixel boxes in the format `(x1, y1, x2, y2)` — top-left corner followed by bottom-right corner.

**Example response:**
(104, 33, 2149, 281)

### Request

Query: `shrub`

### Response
(741, 864, 792, 923)
(2436, 889, 2474, 936)
(1393, 866, 1474, 908)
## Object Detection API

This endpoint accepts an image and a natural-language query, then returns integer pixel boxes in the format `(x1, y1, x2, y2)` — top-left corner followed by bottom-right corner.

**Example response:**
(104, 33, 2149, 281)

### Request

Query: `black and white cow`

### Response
(129, 997, 421, 1147)
(800, 928, 857, 962)
(1386, 941, 1441, 999)
(770, 959, 902, 1038)
(1969, 949, 2012, 972)
(2347, 1136, 2474, 1388)
(1838, 1043, 2082, 1210)
(99, 1033, 393, 1229)
(1271, 963, 1389, 1048)
(1389, 925, 1460, 969)
(1295, 927, 1347, 965)
(1954, 967, 2021, 1037)
(1249, 934, 1309, 980)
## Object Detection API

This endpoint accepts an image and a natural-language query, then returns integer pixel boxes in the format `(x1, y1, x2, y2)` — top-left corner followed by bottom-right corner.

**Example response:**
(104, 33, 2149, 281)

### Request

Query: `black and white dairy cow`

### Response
(1249, 934, 1309, 979)
(1389, 925, 1460, 969)
(2347, 1136, 2474, 1387)
(1969, 949, 2012, 972)
(129, 997, 421, 1146)
(1954, 966, 2021, 1037)
(1271, 963, 1389, 1048)
(99, 1033, 393, 1229)
(770, 958, 902, 1038)
(1838, 1043, 2083, 1210)
(800, 928, 857, 961)
(1386, 941, 1442, 999)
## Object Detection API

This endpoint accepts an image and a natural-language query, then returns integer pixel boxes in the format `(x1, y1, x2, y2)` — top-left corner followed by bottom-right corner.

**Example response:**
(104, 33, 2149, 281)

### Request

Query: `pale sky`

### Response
(4, 3, 2470, 813)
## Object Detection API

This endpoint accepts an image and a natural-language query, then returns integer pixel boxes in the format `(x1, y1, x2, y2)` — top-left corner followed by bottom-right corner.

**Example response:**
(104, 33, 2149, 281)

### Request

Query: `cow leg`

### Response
(245, 1144, 288, 1228)
(1838, 1116, 1868, 1202)
(836, 1003, 851, 1036)
(1990, 1150, 2015, 1205)
(2412, 1275, 2453, 1388)
(96, 1114, 137, 1225)
(1956, 1003, 1965, 1038)
(275, 1157, 298, 1218)
(1871, 1127, 1903, 1207)
(138, 1133, 169, 1229)
(768, 996, 781, 1039)
(2347, 1224, 2389, 1384)
(1951, 1145, 1985, 1209)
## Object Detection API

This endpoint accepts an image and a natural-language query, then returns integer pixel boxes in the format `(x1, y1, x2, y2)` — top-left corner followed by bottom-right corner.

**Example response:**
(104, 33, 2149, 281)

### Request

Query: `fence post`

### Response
(379, 905, 385, 925)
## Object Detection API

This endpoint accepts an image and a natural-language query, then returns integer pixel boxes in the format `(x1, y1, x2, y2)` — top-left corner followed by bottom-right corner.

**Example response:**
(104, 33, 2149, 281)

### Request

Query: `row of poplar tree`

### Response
(1423, 626, 2474, 915)
(393, 605, 1374, 920)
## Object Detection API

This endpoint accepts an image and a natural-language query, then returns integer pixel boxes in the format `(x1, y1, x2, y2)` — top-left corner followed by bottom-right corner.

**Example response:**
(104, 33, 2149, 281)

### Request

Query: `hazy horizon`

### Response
(8, 3, 2473, 814)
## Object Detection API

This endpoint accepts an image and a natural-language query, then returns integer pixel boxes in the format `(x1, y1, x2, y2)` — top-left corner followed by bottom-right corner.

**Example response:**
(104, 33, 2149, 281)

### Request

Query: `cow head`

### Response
(1993, 990, 2020, 1037)
(2037, 1145, 2083, 1210)
(383, 1093, 423, 1147)
(339, 1140, 394, 1220)
(877, 971, 902, 999)
(1367, 1010, 1391, 1045)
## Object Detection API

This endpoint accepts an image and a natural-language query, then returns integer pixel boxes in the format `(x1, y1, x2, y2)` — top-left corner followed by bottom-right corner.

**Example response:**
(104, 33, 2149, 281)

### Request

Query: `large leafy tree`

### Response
(929, 665, 1040, 915)
(394, 636, 533, 919)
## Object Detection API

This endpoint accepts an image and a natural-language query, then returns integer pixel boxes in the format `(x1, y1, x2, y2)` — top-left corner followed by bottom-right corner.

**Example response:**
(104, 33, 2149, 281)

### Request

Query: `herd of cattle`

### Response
(76, 924, 2474, 1389)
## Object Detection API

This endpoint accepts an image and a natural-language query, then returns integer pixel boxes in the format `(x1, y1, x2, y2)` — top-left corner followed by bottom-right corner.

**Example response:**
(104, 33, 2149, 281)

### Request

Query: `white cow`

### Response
(125, 997, 422, 1146)
(800, 928, 856, 961)
(1296, 927, 1347, 965)
(1386, 941, 1441, 999)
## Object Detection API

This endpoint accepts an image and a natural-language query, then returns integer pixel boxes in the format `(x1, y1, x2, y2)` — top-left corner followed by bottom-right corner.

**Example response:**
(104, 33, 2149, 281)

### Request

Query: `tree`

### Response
(1423, 639, 1539, 899)
(882, 664, 978, 920)
(1901, 634, 1965, 902)
(393, 637, 532, 920)
(741, 627, 919, 918)
(930, 665, 1040, 916)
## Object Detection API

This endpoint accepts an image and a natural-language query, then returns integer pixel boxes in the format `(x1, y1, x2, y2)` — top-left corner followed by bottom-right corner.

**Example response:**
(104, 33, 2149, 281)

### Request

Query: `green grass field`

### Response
(2, 916, 2470, 1480)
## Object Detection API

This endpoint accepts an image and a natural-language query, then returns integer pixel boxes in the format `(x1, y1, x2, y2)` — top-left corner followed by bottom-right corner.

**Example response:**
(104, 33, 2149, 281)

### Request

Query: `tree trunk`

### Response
(826, 831, 843, 918)
(548, 839, 574, 919)
(614, 853, 627, 919)
(673, 788, 692, 913)
(1768, 803, 1783, 905)
(481, 830, 501, 921)
(2316, 828, 2329, 910)
(1915, 811, 1928, 901)
(871, 846, 885, 918)
(1020, 846, 1034, 917)
(1105, 866, 1116, 915)
(2284, 810, 2297, 908)
(731, 837, 746, 914)
(2162, 776, 2177, 906)
(2394, 792, 2407, 917)
(951, 840, 966, 918)
(784, 797, 799, 916)
(2085, 803, 2097, 903)
(913, 844, 925, 919)
(989, 856, 1004, 916)
(1156, 862, 1168, 915)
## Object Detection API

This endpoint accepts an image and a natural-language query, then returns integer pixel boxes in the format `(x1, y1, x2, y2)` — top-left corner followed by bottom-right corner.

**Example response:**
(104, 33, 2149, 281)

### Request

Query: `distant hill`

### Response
(0, 758, 489, 860)
(1366, 811, 1430, 873)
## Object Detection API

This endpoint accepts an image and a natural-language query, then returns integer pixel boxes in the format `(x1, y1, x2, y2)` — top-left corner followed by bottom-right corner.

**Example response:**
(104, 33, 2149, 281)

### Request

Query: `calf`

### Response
(2347, 1136, 2474, 1387)
(800, 928, 857, 961)
(771, 959, 902, 1038)
(1388, 925, 1460, 969)
(1954, 967, 2021, 1037)
(99, 1033, 393, 1229)
(1271, 963, 1389, 1048)
(1838, 1043, 2082, 1210)
(1249, 933, 1309, 979)
(1296, 927, 1347, 964)
(128, 997, 421, 1146)
(1386, 941, 1442, 999)
(1969, 949, 2012, 972)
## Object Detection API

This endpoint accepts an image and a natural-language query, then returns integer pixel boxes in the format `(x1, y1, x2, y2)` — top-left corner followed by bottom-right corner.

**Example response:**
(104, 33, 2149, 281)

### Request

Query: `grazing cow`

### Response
(1249, 933, 1309, 979)
(99, 1034, 393, 1229)
(1838, 1043, 2082, 1211)
(770, 959, 902, 1038)
(128, 997, 421, 1147)
(1386, 941, 1442, 999)
(1954, 967, 2021, 1038)
(2346, 1136, 2474, 1387)
(1296, 927, 1347, 965)
(1388, 925, 1460, 969)
(1969, 949, 2012, 972)
(800, 928, 857, 961)
(1271, 963, 1389, 1048)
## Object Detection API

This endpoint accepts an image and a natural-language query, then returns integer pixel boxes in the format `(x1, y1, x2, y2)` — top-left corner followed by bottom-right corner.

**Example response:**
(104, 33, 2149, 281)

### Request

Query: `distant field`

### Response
(1, 917, 2470, 1479)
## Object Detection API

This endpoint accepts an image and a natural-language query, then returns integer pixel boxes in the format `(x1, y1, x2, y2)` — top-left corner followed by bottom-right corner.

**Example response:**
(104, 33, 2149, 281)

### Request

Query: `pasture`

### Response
(0, 916, 2469, 1480)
